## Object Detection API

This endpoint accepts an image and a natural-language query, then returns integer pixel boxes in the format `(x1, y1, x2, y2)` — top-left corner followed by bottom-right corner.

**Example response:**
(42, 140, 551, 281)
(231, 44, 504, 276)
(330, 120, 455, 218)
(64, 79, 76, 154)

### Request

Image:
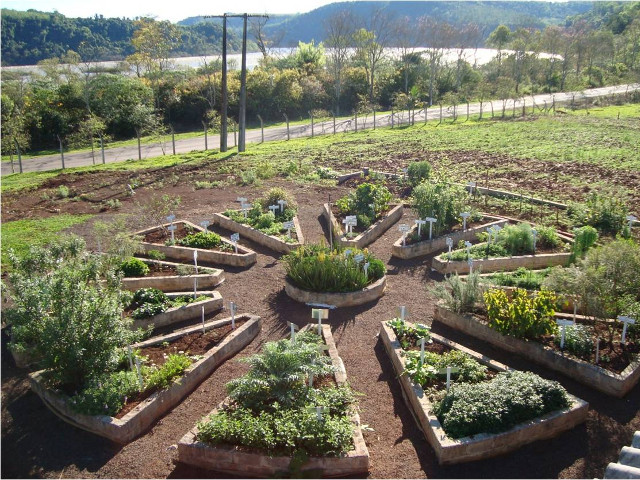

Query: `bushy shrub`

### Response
(336, 183, 392, 225)
(484, 288, 558, 339)
(434, 371, 570, 439)
(554, 324, 594, 359)
(130, 288, 170, 319)
(120, 257, 150, 277)
(403, 349, 487, 388)
(146, 249, 166, 261)
(412, 181, 469, 235)
(258, 187, 298, 220)
(570, 226, 598, 262)
(535, 225, 561, 250)
(568, 192, 629, 235)
(177, 231, 222, 249)
(431, 271, 482, 314)
(407, 161, 432, 186)
(255, 212, 275, 229)
(486, 268, 550, 291)
(143, 354, 192, 390)
(500, 223, 535, 255)
(283, 244, 385, 293)
(71, 370, 140, 416)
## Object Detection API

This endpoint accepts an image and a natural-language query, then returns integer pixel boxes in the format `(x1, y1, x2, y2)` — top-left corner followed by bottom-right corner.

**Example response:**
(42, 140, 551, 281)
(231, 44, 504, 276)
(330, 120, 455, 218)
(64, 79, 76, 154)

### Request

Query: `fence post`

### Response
(170, 126, 176, 155)
(99, 134, 106, 164)
(57, 134, 66, 169)
(202, 121, 208, 150)
(309, 111, 314, 137)
(283, 113, 290, 140)
(257, 114, 264, 143)
(136, 129, 141, 160)
(333, 113, 336, 134)
(14, 138, 22, 174)
(391, 109, 394, 128)
(373, 110, 376, 130)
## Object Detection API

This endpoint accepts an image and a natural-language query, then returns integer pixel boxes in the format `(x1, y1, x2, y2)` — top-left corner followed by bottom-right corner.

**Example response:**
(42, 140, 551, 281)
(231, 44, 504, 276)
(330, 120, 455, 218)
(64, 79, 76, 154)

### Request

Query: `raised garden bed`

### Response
(28, 314, 261, 443)
(433, 304, 640, 397)
(212, 211, 304, 253)
(121, 258, 224, 292)
(379, 320, 589, 465)
(323, 202, 403, 249)
(135, 220, 256, 267)
(177, 323, 370, 477)
(284, 275, 387, 308)
(130, 292, 223, 330)
(392, 216, 508, 259)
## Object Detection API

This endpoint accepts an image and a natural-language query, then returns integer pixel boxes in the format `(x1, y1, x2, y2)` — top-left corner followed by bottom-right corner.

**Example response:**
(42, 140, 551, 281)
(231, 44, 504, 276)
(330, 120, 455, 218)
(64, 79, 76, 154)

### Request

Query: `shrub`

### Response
(143, 354, 192, 390)
(500, 223, 534, 255)
(120, 257, 150, 277)
(431, 271, 482, 314)
(283, 244, 384, 293)
(335, 183, 392, 224)
(407, 161, 432, 186)
(403, 349, 487, 388)
(258, 187, 298, 220)
(568, 192, 629, 235)
(434, 371, 570, 439)
(56, 185, 70, 199)
(239, 169, 258, 185)
(535, 225, 561, 250)
(255, 212, 275, 229)
(146, 249, 166, 261)
(484, 288, 558, 340)
(71, 370, 140, 416)
(177, 231, 222, 249)
(487, 268, 549, 291)
(554, 324, 594, 359)
(570, 226, 598, 262)
(412, 181, 469, 235)
(130, 288, 170, 319)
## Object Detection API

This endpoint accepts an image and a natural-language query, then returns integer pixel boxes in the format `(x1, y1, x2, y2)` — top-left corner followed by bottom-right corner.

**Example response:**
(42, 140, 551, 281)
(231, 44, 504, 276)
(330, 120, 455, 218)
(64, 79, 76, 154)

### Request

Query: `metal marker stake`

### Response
(420, 337, 425, 365)
(202, 306, 206, 334)
(399, 306, 406, 321)
(194, 249, 198, 274)
(230, 301, 237, 329)
(127, 345, 134, 370)
(446, 366, 452, 393)
(595, 337, 600, 364)
(134, 357, 144, 389)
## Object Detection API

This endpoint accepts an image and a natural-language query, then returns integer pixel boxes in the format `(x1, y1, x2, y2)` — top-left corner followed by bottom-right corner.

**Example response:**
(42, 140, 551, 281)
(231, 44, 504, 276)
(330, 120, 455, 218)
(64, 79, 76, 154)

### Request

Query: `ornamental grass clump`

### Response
(434, 371, 570, 439)
(196, 332, 357, 456)
(283, 244, 385, 293)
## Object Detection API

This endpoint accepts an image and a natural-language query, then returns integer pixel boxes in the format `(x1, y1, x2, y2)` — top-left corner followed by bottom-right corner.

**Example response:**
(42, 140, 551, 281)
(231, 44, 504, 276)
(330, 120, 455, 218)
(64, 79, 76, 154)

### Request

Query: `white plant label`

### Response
(618, 316, 635, 343)
(464, 240, 472, 257)
(202, 305, 206, 334)
(289, 322, 299, 342)
(277, 199, 287, 212)
(420, 337, 425, 364)
(460, 212, 471, 231)
(415, 219, 426, 237)
(627, 215, 637, 229)
(399, 306, 406, 321)
(166, 214, 176, 223)
(556, 319, 574, 349)
(354, 253, 364, 264)
(363, 262, 370, 277)
(425, 217, 437, 240)
(230, 233, 240, 254)
(399, 224, 410, 246)
(229, 301, 237, 329)
(200, 220, 210, 230)
(467, 257, 473, 274)
(237, 197, 247, 203)
(312, 308, 328, 334)
(167, 224, 177, 243)
(193, 249, 198, 274)
(283, 220, 295, 238)
(446, 237, 453, 256)
(268, 204, 279, 215)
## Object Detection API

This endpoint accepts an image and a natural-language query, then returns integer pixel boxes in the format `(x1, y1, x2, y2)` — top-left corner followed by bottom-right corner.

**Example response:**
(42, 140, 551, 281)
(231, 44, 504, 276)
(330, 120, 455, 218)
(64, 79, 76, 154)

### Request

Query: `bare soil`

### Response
(2, 156, 639, 479)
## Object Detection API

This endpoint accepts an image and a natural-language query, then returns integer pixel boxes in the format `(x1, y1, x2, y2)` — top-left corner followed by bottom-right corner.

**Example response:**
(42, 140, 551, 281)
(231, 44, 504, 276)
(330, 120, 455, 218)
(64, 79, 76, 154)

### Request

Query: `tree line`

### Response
(1, 2, 639, 155)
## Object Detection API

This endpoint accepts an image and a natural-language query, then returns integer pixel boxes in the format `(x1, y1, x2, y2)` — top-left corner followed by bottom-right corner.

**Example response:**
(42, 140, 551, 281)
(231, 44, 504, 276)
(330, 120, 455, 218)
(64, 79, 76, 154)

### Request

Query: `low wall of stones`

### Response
(379, 321, 589, 465)
(28, 314, 261, 444)
(132, 292, 223, 330)
(434, 304, 640, 397)
(323, 203, 403, 249)
(284, 276, 386, 308)
(177, 323, 370, 477)
(212, 213, 303, 254)
(432, 252, 572, 275)
(122, 259, 224, 292)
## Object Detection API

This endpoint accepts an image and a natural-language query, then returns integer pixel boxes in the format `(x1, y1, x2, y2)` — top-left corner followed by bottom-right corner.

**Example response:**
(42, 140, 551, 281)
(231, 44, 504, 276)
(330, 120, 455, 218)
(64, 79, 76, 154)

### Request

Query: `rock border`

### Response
(392, 216, 508, 259)
(28, 314, 261, 444)
(432, 249, 571, 275)
(212, 212, 304, 253)
(134, 220, 257, 267)
(132, 292, 223, 330)
(122, 258, 224, 292)
(379, 321, 589, 465)
(177, 323, 370, 477)
(433, 304, 640, 397)
(284, 275, 387, 308)
(323, 203, 403, 249)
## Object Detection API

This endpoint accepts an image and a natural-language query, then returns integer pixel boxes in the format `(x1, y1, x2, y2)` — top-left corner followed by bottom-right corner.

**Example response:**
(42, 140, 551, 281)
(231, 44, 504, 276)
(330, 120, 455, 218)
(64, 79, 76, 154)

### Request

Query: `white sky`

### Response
(1, 0, 338, 22)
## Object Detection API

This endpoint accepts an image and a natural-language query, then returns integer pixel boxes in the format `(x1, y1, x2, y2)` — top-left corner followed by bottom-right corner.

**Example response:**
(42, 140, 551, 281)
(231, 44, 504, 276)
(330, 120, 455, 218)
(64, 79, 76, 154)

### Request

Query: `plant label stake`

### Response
(229, 301, 237, 329)
(398, 224, 410, 246)
(344, 248, 352, 257)
(312, 308, 329, 335)
(200, 220, 210, 231)
(309, 373, 314, 388)
(307, 406, 326, 421)
(618, 316, 635, 344)
(438, 367, 460, 393)
(344, 215, 357, 235)
(626, 215, 637, 230)
(467, 258, 474, 274)
(240, 202, 250, 218)
(288, 322, 299, 342)
(420, 337, 425, 365)
(193, 249, 198, 274)
(415, 219, 426, 237)
(532, 228, 538, 253)
(134, 357, 144, 389)
(230, 233, 240, 254)
(425, 217, 437, 240)
(556, 319, 573, 349)
(464, 241, 472, 259)
(193, 276, 198, 299)
(236, 197, 247, 204)
(446, 237, 453, 257)
(363, 262, 370, 277)
(466, 182, 476, 195)
(354, 253, 364, 265)
(399, 306, 406, 321)
(283, 220, 295, 238)
(127, 345, 134, 370)
(167, 214, 176, 225)
(201, 305, 206, 334)
(595, 336, 600, 364)
(460, 212, 471, 231)
(167, 224, 177, 243)
(277, 199, 287, 212)
(268, 204, 279, 216)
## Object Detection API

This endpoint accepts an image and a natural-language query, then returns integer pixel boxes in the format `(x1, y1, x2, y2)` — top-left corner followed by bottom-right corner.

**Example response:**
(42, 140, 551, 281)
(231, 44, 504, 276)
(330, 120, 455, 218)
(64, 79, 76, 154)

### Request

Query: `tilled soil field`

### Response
(2, 155, 639, 479)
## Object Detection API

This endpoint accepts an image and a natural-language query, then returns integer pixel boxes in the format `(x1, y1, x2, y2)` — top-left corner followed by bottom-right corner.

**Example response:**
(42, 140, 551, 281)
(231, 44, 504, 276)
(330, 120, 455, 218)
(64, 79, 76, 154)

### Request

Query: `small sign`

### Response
(288, 322, 299, 342)
(415, 219, 426, 237)
(460, 212, 471, 231)
(166, 214, 176, 223)
(229, 301, 237, 329)
(230, 233, 240, 254)
(237, 197, 247, 203)
(399, 223, 410, 246)
(201, 305, 206, 334)
(363, 261, 370, 277)
(200, 220, 210, 230)
(283, 220, 295, 229)
(627, 214, 637, 229)
(556, 319, 574, 349)
(167, 224, 177, 243)
(193, 249, 198, 273)
(344, 249, 352, 257)
(618, 316, 636, 343)
(354, 253, 365, 264)
(398, 306, 406, 321)
(268, 204, 279, 215)
(312, 308, 329, 335)
(425, 217, 437, 240)
(277, 199, 287, 212)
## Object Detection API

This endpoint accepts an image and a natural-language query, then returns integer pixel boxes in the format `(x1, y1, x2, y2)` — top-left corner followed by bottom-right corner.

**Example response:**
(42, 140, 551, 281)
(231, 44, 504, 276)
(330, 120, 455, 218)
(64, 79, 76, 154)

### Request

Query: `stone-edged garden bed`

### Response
(28, 314, 261, 444)
(135, 220, 257, 267)
(433, 304, 640, 397)
(131, 292, 223, 330)
(432, 250, 572, 275)
(323, 202, 403, 249)
(284, 275, 387, 308)
(121, 258, 224, 292)
(177, 323, 370, 477)
(392, 216, 508, 259)
(379, 321, 589, 465)
(212, 211, 304, 253)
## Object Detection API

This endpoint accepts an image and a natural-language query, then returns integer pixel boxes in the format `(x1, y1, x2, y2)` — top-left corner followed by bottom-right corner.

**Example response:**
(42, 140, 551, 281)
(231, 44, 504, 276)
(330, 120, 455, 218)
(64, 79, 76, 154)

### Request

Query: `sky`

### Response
(0, 0, 337, 22)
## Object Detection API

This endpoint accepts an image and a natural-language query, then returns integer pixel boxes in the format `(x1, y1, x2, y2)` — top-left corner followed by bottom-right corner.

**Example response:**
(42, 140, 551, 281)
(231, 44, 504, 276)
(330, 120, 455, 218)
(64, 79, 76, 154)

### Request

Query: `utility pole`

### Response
(204, 13, 268, 153)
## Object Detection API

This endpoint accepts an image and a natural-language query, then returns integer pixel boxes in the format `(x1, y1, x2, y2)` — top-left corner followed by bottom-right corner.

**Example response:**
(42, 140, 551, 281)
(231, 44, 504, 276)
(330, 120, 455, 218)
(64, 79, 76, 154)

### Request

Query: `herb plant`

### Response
(411, 181, 471, 236)
(120, 257, 150, 277)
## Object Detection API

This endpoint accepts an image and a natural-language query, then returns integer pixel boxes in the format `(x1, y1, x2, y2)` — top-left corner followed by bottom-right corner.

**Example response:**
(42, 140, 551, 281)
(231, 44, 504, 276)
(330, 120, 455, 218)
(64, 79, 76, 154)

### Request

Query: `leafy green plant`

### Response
(484, 268, 550, 291)
(239, 169, 258, 185)
(406, 161, 432, 186)
(434, 371, 570, 439)
(387, 318, 431, 350)
(120, 257, 150, 277)
(130, 288, 171, 319)
(536, 225, 561, 250)
(146, 249, 166, 260)
(570, 225, 598, 262)
(554, 324, 594, 359)
(568, 192, 629, 236)
(143, 354, 192, 390)
(71, 370, 140, 416)
(412, 181, 469, 236)
(56, 185, 70, 199)
(335, 183, 392, 225)
(430, 271, 482, 314)
(484, 288, 558, 340)
(403, 349, 488, 388)
(500, 223, 535, 255)
(177, 231, 222, 249)
(283, 244, 384, 293)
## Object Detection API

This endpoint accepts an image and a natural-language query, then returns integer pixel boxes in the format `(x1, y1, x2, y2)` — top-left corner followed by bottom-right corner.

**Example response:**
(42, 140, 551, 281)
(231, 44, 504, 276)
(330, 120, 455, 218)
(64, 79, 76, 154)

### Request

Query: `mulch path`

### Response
(2, 172, 639, 479)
